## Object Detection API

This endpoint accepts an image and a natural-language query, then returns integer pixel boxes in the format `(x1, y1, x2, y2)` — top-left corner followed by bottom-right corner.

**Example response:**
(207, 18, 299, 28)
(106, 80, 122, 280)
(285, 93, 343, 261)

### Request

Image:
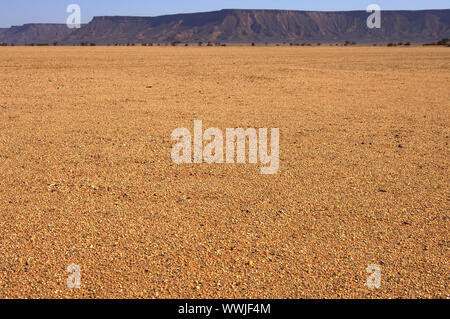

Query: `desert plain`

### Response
(0, 46, 448, 298)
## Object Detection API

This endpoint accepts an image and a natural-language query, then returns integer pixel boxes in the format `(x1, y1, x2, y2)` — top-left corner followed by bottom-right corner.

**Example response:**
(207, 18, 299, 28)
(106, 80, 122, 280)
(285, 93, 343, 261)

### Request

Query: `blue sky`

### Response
(1, 0, 449, 28)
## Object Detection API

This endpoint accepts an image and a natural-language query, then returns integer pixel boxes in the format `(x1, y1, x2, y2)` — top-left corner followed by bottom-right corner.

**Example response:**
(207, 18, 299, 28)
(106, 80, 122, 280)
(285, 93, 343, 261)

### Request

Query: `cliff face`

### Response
(60, 9, 450, 44)
(0, 24, 75, 44)
(1, 9, 449, 45)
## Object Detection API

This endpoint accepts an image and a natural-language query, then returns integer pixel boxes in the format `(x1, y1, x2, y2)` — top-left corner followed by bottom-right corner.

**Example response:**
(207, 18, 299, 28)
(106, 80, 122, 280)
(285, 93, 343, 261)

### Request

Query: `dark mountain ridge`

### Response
(0, 23, 75, 44)
(1, 9, 449, 45)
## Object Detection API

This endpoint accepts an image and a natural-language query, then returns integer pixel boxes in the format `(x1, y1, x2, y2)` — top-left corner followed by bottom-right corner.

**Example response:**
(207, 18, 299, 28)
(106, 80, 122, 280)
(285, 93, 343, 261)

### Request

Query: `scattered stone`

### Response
(0, 45, 447, 299)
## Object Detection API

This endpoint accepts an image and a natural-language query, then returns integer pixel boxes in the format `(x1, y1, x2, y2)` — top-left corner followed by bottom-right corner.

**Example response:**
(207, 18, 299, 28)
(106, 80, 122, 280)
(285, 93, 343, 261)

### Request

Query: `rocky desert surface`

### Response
(0, 46, 448, 298)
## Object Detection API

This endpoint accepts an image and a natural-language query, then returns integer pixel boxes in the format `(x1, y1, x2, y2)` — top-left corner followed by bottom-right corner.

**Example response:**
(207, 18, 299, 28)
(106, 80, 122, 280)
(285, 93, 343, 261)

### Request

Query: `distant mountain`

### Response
(60, 9, 450, 44)
(0, 23, 75, 44)
(0, 28, 6, 41)
(1, 9, 449, 45)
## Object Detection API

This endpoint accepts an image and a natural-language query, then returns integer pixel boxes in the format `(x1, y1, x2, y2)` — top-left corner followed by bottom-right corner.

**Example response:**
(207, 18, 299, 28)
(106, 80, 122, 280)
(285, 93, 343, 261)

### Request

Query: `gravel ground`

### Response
(0, 46, 448, 298)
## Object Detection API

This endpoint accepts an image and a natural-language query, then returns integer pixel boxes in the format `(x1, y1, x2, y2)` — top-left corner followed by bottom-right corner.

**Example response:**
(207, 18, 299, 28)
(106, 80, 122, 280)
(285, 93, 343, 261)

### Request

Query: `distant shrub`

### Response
(251, 42, 255, 46)
(404, 42, 411, 46)
(437, 38, 449, 46)
(423, 39, 448, 46)
(90, 42, 96, 46)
